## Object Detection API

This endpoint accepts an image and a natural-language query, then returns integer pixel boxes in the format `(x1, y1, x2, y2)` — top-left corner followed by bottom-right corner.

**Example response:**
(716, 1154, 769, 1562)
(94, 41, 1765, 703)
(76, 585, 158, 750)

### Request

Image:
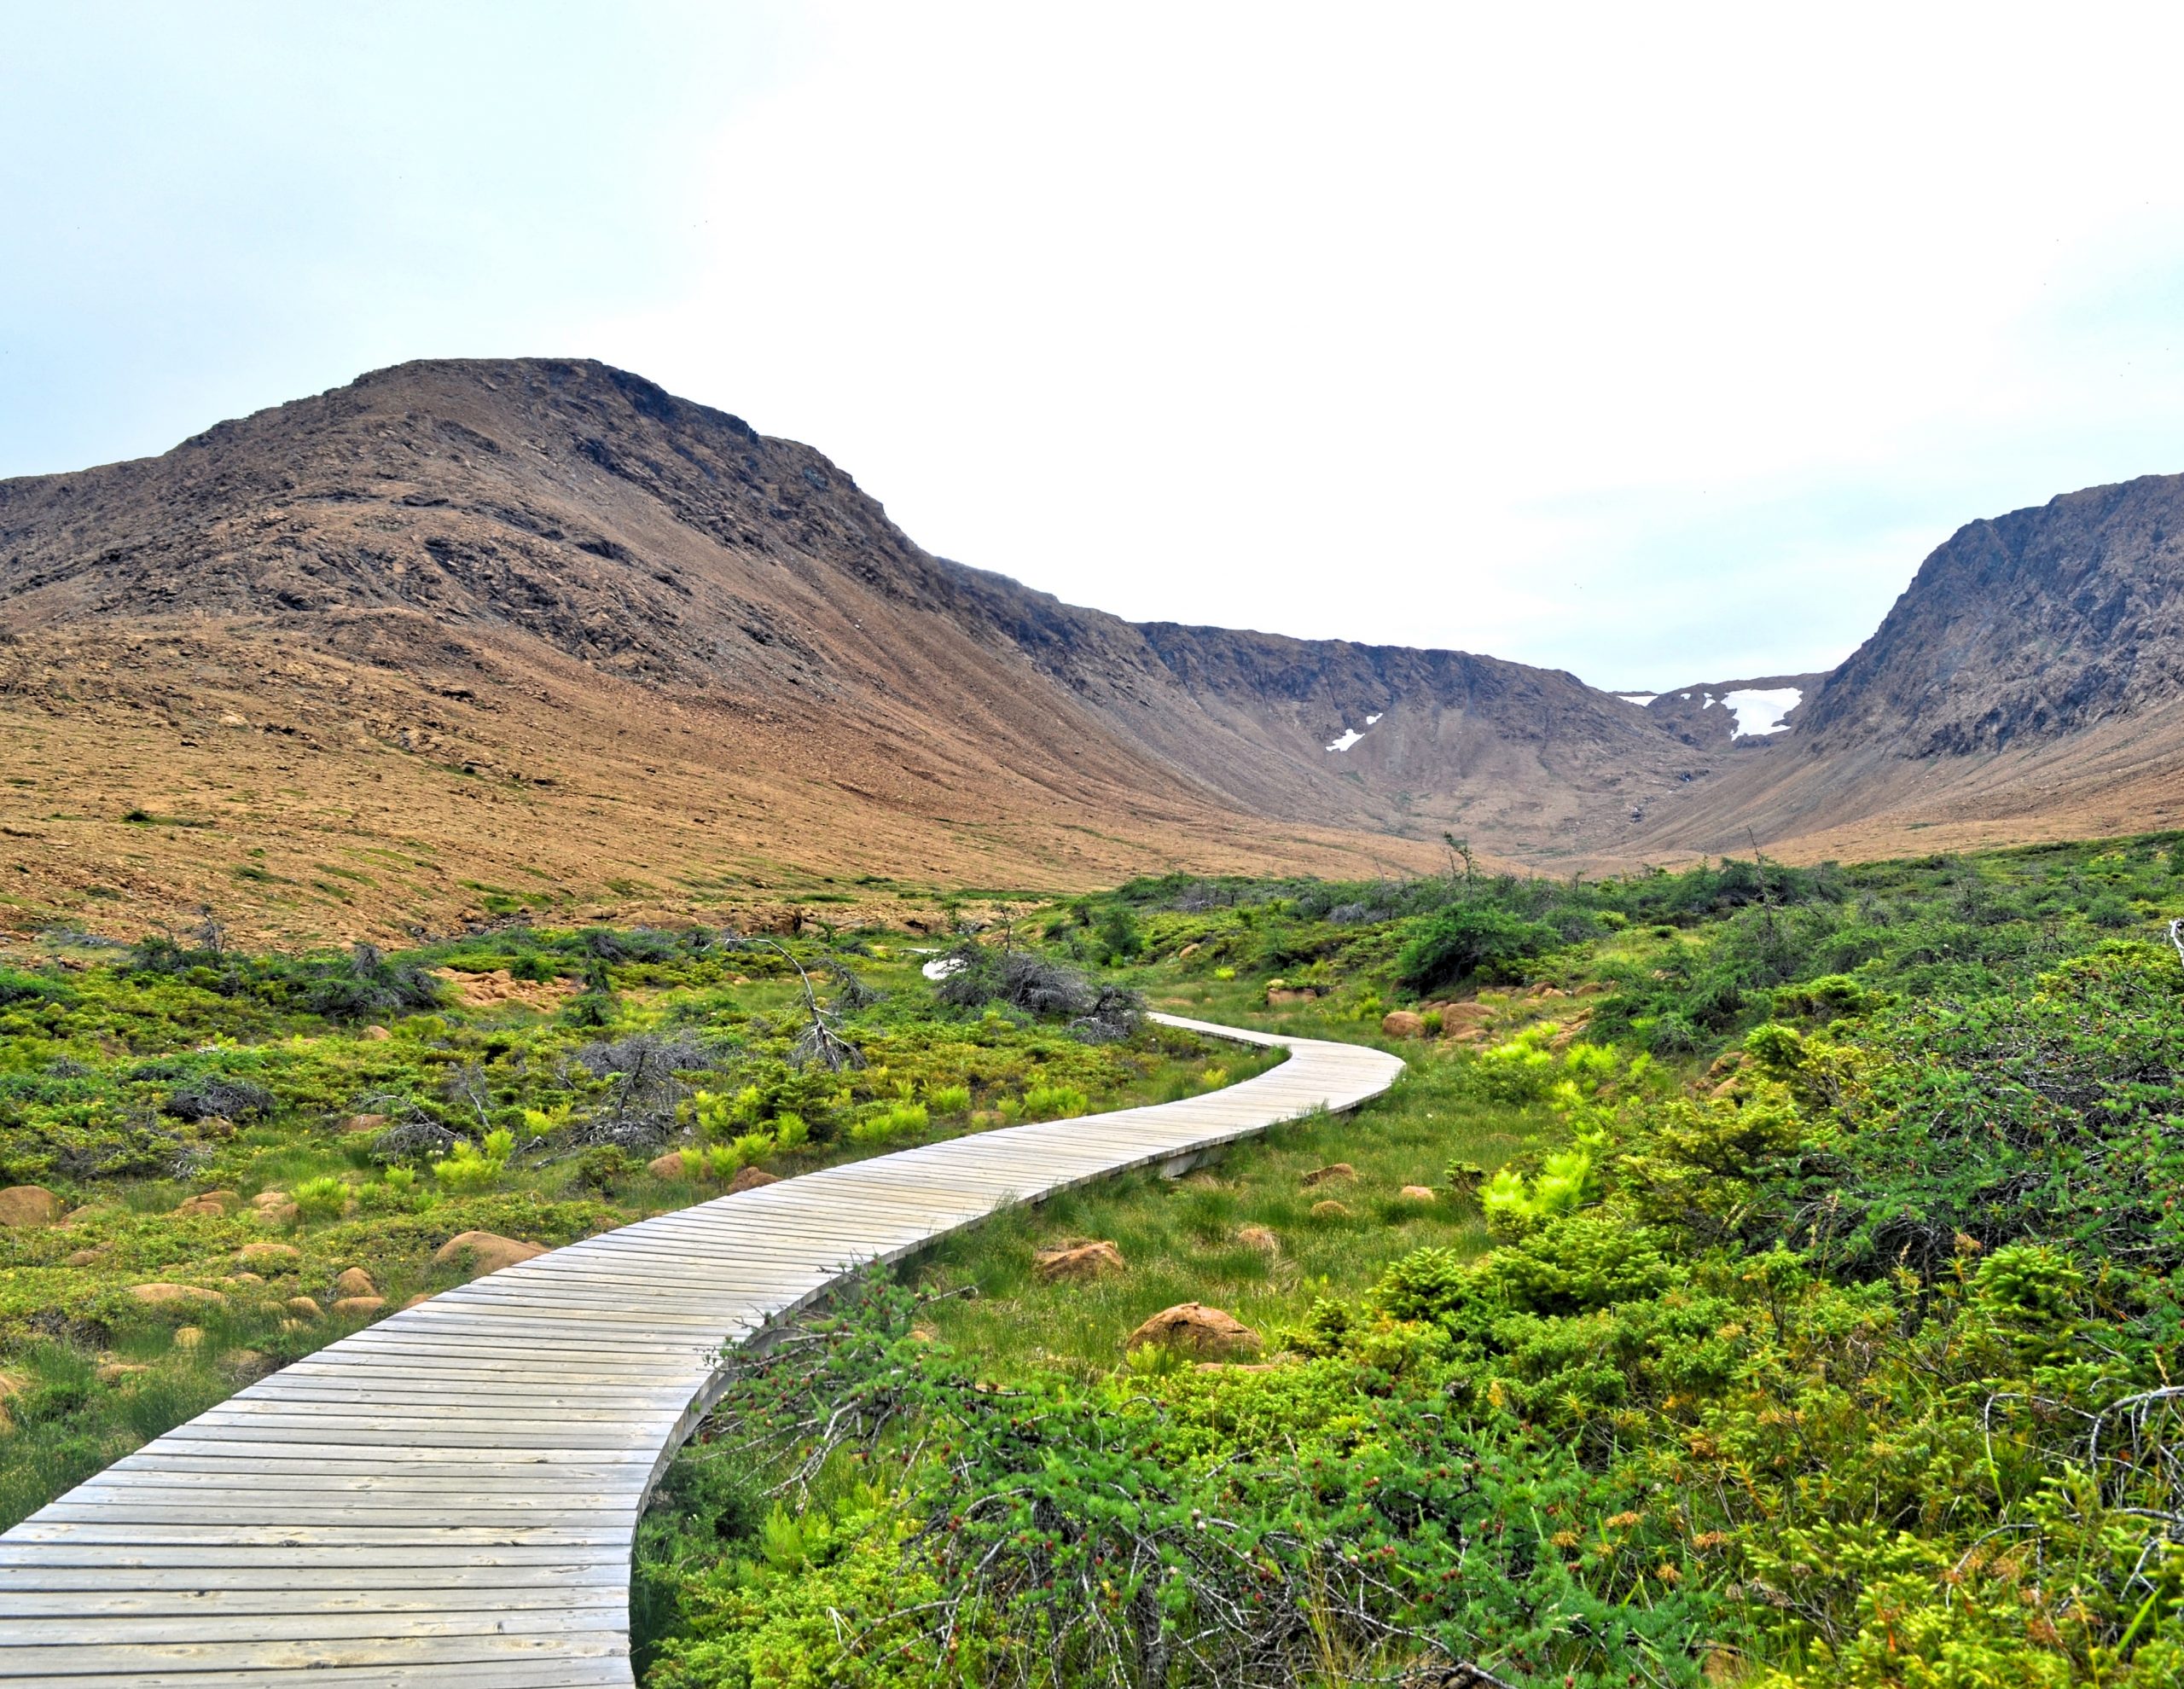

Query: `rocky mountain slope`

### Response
(0, 358, 1704, 939)
(4, 357, 2181, 941)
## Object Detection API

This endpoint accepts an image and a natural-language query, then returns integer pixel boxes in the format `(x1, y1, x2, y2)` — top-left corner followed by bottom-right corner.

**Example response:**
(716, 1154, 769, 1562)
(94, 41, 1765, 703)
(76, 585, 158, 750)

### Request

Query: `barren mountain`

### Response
(1626, 474, 2184, 860)
(5, 358, 2182, 943)
(0, 358, 1702, 940)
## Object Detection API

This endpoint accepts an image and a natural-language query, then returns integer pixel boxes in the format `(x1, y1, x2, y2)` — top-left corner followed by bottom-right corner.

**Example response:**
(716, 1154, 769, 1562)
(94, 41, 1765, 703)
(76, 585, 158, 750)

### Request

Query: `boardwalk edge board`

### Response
(0, 1014, 1402, 1685)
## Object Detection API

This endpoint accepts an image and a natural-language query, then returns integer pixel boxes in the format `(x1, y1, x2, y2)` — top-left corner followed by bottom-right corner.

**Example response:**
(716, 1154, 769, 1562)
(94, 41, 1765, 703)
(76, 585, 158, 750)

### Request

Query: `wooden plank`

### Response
(0, 1016, 1401, 1685)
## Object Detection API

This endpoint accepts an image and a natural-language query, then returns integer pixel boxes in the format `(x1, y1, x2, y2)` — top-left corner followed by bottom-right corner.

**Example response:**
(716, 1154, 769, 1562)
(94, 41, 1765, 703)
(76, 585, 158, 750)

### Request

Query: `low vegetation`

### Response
(634, 834, 2184, 1686)
(0, 923, 1258, 1528)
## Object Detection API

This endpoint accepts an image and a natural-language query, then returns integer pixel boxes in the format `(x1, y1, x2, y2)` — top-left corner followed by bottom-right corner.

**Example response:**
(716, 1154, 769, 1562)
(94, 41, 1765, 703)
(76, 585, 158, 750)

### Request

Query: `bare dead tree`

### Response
(2170, 916, 2184, 972)
(755, 937, 866, 1071)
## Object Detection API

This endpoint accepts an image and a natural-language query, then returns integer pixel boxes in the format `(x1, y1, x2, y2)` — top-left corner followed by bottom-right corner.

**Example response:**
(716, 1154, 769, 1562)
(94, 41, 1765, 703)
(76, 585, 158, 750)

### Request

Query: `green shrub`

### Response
(1394, 902, 1557, 994)
(290, 1175, 349, 1221)
(1019, 1083, 1088, 1121)
(925, 1084, 971, 1117)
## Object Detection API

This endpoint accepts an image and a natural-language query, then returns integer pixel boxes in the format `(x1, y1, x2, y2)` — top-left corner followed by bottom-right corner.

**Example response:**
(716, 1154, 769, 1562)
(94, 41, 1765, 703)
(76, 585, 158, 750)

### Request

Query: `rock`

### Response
(1440, 1002, 1495, 1026)
(1033, 1240, 1126, 1283)
(1124, 1302, 1261, 1361)
(647, 1150, 694, 1179)
(332, 1296, 386, 1318)
(1176, 943, 1201, 958)
(224, 1272, 264, 1287)
(1380, 1010, 1426, 1038)
(401, 1291, 433, 1309)
(95, 1362, 149, 1384)
(432, 1231, 547, 1277)
(0, 1186, 64, 1228)
(1266, 989, 1318, 1006)
(1446, 1025, 1490, 1044)
(1709, 1077, 1743, 1100)
(361, 1024, 392, 1041)
(725, 1166, 780, 1195)
(1399, 1185, 1438, 1202)
(220, 1349, 266, 1373)
(236, 1241, 299, 1267)
(1704, 1051, 1745, 1080)
(173, 1326, 205, 1349)
(64, 1248, 104, 1267)
(129, 1282, 228, 1309)
(172, 1190, 237, 1217)
(248, 1189, 290, 1209)
(1537, 986, 1568, 1000)
(333, 1267, 376, 1297)
(284, 1296, 322, 1320)
(344, 1112, 388, 1135)
(1575, 981, 1609, 996)
(1310, 1199, 1351, 1219)
(254, 1200, 299, 1227)
(1300, 1163, 1356, 1187)
(1234, 1224, 1281, 1255)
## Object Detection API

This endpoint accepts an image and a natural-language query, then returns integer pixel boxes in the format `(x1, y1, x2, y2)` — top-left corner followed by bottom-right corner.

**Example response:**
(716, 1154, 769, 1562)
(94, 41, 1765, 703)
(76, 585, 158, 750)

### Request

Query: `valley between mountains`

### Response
(4, 356, 2183, 942)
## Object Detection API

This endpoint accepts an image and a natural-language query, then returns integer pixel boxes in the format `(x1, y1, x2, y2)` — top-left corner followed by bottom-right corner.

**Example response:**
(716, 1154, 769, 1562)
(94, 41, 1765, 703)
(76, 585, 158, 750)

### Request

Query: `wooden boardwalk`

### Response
(0, 1014, 1401, 1686)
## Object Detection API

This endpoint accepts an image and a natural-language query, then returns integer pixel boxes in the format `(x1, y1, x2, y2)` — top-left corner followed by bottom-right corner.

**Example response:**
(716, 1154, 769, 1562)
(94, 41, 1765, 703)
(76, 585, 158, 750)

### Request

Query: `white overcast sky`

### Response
(7, 3, 2184, 688)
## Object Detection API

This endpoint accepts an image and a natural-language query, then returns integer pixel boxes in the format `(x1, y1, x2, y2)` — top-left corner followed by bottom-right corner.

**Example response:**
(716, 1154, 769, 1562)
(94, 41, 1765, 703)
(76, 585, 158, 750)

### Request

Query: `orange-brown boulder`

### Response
(1234, 1224, 1281, 1255)
(1124, 1303, 1261, 1361)
(1310, 1199, 1351, 1219)
(344, 1113, 388, 1135)
(64, 1247, 104, 1267)
(725, 1166, 781, 1195)
(172, 1189, 237, 1217)
(1033, 1240, 1125, 1283)
(284, 1296, 322, 1320)
(129, 1282, 228, 1309)
(1380, 1010, 1426, 1038)
(333, 1267, 375, 1297)
(1399, 1185, 1438, 1202)
(0, 1186, 64, 1228)
(236, 1241, 299, 1268)
(1300, 1163, 1356, 1187)
(432, 1231, 547, 1276)
(331, 1296, 386, 1318)
(648, 1150, 694, 1179)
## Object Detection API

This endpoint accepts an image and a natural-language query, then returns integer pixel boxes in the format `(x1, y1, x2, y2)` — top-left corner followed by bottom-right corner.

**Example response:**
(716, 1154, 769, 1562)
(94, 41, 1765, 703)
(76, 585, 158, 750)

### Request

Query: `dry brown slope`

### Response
(0, 359, 1455, 942)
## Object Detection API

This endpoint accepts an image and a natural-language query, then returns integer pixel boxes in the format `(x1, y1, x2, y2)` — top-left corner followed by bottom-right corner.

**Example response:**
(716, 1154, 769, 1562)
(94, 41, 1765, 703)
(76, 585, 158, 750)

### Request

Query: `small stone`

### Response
(172, 1189, 237, 1217)
(333, 1267, 375, 1297)
(1399, 1185, 1438, 1202)
(1300, 1163, 1356, 1187)
(279, 1318, 308, 1333)
(248, 1190, 290, 1208)
(224, 1272, 264, 1287)
(255, 1200, 299, 1227)
(65, 1248, 104, 1266)
(1234, 1224, 1281, 1255)
(401, 1291, 433, 1309)
(95, 1362, 150, 1384)
(648, 1150, 694, 1179)
(221, 1349, 266, 1373)
(173, 1326, 205, 1349)
(361, 1024, 392, 1041)
(1033, 1240, 1126, 1283)
(725, 1166, 780, 1195)
(128, 1282, 228, 1309)
(1310, 1200, 1351, 1219)
(1124, 1302, 1261, 1361)
(236, 1241, 300, 1267)
(1380, 1010, 1426, 1038)
(284, 1296, 322, 1320)
(0, 1186, 64, 1228)
(331, 1296, 386, 1318)
(431, 1231, 547, 1277)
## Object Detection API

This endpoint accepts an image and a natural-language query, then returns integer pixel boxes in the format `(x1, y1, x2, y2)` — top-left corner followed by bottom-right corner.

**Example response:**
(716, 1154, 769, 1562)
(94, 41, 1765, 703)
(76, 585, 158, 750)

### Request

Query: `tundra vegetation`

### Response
(634, 834, 2184, 1687)
(0, 921, 1252, 1527)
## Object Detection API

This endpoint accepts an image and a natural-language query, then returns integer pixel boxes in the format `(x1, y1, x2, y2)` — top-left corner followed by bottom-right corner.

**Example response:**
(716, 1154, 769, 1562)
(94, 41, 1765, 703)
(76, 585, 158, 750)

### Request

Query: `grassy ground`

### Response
(0, 927, 1246, 1528)
(915, 1054, 1537, 1378)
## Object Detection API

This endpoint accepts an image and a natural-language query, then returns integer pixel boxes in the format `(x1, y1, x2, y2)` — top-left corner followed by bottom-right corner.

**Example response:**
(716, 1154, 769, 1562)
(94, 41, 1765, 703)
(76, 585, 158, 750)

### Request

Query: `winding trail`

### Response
(0, 1014, 1402, 1686)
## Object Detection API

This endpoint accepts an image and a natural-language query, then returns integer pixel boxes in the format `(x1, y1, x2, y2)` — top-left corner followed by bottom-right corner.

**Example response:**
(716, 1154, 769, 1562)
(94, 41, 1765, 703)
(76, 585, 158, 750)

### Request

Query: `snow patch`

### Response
(1702, 693, 1716, 710)
(1326, 727, 1366, 752)
(921, 957, 965, 981)
(1722, 687, 1803, 738)
(1365, 712, 1383, 725)
(1613, 693, 1657, 707)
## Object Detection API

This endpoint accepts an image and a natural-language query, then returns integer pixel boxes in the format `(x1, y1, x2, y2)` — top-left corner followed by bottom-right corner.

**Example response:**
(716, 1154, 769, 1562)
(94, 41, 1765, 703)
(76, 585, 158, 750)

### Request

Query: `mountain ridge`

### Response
(3, 357, 2181, 941)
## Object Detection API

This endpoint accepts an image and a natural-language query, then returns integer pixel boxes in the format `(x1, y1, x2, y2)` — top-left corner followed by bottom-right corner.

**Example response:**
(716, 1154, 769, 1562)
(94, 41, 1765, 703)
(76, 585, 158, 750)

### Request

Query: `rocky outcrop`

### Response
(1123, 1303, 1261, 1361)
